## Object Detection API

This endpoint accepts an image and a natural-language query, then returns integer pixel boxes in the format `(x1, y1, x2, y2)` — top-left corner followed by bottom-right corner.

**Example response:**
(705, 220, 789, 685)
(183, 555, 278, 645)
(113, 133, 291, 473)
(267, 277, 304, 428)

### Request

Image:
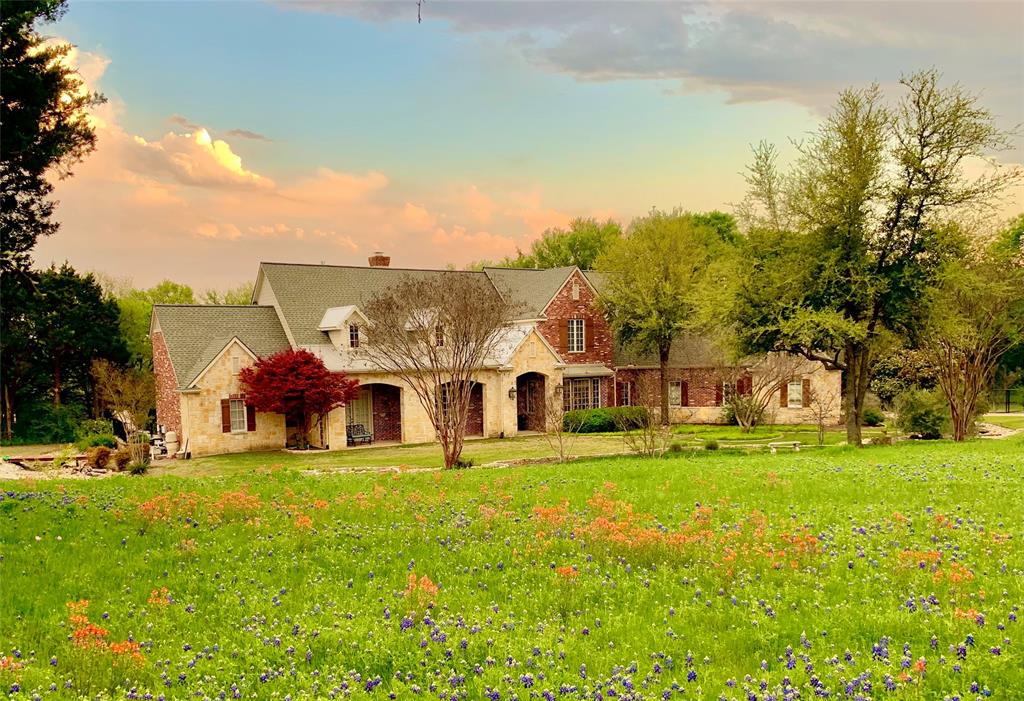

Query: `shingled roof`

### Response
(257, 262, 498, 347)
(152, 305, 291, 388)
(481, 266, 578, 318)
(613, 333, 728, 369)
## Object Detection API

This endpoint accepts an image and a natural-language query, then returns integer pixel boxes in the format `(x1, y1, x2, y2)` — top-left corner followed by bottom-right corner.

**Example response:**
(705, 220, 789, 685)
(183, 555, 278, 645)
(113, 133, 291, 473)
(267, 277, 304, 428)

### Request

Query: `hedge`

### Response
(563, 406, 651, 433)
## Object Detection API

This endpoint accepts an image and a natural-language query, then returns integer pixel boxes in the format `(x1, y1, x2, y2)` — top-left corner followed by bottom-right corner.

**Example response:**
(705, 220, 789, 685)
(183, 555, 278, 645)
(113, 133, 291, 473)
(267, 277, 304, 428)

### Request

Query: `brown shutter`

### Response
(246, 403, 257, 431)
(715, 381, 723, 406)
(779, 381, 788, 408)
(802, 378, 811, 408)
(681, 380, 689, 407)
(559, 320, 569, 353)
(220, 399, 231, 433)
(742, 376, 752, 396)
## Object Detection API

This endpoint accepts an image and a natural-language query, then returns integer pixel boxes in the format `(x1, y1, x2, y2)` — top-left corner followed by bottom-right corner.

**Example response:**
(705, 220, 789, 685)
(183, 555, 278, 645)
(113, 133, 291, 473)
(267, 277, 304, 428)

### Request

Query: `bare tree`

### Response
(360, 274, 520, 468)
(542, 389, 584, 463)
(91, 359, 154, 465)
(718, 352, 808, 433)
(807, 384, 842, 446)
(618, 372, 672, 457)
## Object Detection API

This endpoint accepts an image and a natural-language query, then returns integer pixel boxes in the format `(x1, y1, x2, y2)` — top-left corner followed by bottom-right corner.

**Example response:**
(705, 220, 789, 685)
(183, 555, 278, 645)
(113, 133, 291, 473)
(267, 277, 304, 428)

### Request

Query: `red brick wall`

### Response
(370, 384, 402, 442)
(615, 367, 726, 407)
(466, 383, 484, 436)
(152, 331, 181, 436)
(537, 270, 615, 407)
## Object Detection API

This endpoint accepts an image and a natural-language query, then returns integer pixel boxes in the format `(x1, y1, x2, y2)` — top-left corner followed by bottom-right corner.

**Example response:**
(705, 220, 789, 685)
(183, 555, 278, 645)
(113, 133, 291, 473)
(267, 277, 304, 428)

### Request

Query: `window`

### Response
(563, 378, 602, 411)
(723, 381, 737, 402)
(617, 382, 631, 407)
(435, 325, 444, 347)
(438, 384, 454, 423)
(787, 380, 804, 409)
(669, 381, 682, 407)
(568, 318, 585, 353)
(349, 324, 360, 348)
(229, 399, 247, 432)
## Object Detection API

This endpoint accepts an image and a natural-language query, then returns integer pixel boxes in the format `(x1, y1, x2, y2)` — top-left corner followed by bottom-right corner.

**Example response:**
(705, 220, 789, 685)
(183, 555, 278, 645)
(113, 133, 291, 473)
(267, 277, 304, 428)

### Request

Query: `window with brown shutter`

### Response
(220, 399, 231, 433)
(246, 404, 256, 432)
(779, 381, 788, 408)
(802, 378, 812, 408)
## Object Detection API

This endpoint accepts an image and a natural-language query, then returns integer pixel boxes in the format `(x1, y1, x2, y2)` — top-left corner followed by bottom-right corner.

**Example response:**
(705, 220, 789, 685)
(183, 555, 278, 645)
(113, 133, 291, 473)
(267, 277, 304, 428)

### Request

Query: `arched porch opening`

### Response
(515, 371, 547, 432)
(346, 382, 402, 445)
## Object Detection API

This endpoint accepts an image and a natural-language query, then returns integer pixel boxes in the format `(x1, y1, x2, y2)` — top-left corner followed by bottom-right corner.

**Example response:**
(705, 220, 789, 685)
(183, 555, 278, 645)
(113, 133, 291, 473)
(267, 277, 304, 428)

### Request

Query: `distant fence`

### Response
(988, 388, 1024, 413)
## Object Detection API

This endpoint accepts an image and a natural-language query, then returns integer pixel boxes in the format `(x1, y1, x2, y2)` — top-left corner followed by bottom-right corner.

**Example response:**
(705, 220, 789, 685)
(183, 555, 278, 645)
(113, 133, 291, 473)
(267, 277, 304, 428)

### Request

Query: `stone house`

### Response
(152, 255, 841, 457)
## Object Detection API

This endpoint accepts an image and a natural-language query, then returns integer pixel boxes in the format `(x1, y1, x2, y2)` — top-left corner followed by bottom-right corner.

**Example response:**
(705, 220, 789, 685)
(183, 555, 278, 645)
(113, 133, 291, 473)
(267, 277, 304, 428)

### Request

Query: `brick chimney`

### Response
(368, 251, 390, 268)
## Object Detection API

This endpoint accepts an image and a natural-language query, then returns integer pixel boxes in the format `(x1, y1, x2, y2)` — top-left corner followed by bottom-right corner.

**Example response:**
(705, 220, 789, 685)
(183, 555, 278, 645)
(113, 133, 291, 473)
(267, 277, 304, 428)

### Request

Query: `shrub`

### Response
(111, 447, 132, 471)
(453, 457, 475, 469)
(13, 401, 85, 443)
(667, 442, 684, 453)
(85, 446, 112, 470)
(76, 433, 118, 450)
(704, 439, 720, 451)
(895, 389, 949, 439)
(129, 462, 149, 475)
(75, 418, 114, 441)
(861, 407, 886, 427)
(563, 407, 651, 433)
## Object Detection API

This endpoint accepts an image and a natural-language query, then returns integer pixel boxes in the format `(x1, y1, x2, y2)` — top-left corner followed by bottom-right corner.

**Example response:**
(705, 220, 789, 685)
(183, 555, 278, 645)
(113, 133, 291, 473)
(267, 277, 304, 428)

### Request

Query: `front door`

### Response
(347, 387, 372, 435)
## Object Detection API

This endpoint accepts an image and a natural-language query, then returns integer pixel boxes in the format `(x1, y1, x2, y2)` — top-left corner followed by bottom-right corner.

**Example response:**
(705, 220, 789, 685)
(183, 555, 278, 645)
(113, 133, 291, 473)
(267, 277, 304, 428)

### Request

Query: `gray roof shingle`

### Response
(482, 266, 578, 318)
(613, 333, 727, 369)
(153, 305, 291, 388)
(259, 263, 497, 346)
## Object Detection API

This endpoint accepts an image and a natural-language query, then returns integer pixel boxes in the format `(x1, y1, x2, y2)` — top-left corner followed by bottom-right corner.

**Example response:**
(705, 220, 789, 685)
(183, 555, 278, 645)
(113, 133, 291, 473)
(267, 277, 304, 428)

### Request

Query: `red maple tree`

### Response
(239, 349, 359, 449)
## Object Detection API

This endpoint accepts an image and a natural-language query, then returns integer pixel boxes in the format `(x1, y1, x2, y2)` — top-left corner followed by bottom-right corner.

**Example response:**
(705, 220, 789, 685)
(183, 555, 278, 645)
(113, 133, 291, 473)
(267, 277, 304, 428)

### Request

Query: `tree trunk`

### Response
(843, 341, 870, 447)
(2, 383, 12, 442)
(52, 356, 62, 408)
(659, 345, 670, 426)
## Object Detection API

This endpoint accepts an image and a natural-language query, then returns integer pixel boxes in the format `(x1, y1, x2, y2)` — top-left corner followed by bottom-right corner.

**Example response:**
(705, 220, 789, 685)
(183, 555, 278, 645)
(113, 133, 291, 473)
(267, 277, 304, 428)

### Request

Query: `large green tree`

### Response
(597, 209, 734, 424)
(922, 220, 1024, 440)
(113, 280, 195, 368)
(1, 0, 104, 274)
(732, 70, 1019, 446)
(469, 217, 623, 270)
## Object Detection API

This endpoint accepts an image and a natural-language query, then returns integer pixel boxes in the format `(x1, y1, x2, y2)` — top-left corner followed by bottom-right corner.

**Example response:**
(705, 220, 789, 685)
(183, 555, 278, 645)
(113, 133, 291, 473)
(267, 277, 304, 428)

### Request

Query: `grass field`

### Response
(1, 436, 1022, 699)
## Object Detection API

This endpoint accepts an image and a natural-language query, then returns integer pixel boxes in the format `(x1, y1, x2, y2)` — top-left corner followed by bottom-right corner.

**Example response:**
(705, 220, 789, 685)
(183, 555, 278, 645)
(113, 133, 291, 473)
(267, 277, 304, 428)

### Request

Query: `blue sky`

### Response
(35, 1, 1024, 288)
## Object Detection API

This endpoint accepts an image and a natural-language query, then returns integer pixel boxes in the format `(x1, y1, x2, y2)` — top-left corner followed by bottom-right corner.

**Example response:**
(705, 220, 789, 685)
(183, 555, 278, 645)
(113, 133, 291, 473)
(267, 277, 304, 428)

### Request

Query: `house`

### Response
(152, 254, 842, 457)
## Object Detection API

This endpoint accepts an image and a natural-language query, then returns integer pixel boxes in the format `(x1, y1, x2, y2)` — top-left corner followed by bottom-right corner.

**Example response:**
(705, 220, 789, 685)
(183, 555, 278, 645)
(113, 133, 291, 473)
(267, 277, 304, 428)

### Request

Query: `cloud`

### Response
(303, 0, 1023, 127)
(225, 128, 273, 142)
(36, 40, 591, 285)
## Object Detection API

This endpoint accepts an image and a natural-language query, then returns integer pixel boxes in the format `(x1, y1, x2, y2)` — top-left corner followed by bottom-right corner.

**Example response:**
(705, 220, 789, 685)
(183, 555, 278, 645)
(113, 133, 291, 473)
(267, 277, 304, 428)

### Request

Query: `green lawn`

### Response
(153, 424, 893, 478)
(2, 436, 1021, 699)
(983, 413, 1024, 430)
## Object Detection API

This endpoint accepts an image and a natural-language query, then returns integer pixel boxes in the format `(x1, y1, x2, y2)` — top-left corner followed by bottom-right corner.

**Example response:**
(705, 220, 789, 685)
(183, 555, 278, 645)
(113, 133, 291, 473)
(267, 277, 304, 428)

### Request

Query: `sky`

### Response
(32, 0, 1024, 289)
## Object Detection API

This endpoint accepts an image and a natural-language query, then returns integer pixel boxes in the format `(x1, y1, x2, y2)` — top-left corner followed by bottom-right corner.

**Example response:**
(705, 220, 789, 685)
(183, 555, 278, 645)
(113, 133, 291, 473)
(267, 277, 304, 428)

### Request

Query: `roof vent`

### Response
(368, 251, 390, 267)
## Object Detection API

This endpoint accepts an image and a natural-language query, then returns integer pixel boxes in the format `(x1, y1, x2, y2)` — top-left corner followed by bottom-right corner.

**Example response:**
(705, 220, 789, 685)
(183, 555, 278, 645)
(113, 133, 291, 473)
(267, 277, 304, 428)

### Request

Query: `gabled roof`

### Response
(152, 305, 291, 388)
(482, 266, 579, 318)
(318, 305, 370, 331)
(614, 333, 727, 369)
(258, 262, 492, 346)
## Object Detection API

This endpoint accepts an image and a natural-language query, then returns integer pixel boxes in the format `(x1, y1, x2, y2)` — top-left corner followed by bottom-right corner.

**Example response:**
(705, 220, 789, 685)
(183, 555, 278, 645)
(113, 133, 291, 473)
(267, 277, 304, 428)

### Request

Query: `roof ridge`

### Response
(152, 304, 276, 308)
(260, 261, 486, 274)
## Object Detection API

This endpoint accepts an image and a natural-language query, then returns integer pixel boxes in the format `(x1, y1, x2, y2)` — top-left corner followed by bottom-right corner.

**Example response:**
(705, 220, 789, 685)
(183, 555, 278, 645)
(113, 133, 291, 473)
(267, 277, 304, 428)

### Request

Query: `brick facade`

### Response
(537, 269, 615, 407)
(370, 384, 402, 442)
(152, 331, 182, 437)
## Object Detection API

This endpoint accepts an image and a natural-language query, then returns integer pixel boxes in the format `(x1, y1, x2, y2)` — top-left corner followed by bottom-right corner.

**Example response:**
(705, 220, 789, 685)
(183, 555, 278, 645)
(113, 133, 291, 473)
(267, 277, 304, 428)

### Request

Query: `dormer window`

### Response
(349, 324, 360, 348)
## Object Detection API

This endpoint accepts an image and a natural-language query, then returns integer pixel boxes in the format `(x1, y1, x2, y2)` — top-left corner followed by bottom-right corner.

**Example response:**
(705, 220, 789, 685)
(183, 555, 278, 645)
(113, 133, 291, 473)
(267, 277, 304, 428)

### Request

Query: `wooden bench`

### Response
(346, 423, 373, 446)
(767, 441, 801, 454)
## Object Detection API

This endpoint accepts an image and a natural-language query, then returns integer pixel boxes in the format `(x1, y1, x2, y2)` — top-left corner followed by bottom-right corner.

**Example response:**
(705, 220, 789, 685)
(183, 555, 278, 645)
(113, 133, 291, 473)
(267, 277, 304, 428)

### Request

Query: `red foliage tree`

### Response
(239, 348, 359, 449)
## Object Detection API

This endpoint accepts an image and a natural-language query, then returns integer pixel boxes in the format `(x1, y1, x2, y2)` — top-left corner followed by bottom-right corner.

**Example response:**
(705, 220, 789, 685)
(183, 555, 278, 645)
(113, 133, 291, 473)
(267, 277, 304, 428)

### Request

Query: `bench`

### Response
(346, 423, 373, 446)
(767, 441, 801, 454)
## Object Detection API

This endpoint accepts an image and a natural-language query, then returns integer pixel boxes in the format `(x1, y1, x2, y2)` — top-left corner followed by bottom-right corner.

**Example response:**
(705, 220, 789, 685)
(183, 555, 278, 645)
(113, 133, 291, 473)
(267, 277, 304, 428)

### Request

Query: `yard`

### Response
(1, 435, 1021, 699)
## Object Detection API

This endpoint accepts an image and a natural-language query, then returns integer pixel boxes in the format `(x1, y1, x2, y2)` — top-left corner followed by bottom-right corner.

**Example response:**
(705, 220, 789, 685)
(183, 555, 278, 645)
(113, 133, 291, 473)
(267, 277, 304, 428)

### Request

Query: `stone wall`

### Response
(152, 331, 182, 437)
(179, 340, 286, 456)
